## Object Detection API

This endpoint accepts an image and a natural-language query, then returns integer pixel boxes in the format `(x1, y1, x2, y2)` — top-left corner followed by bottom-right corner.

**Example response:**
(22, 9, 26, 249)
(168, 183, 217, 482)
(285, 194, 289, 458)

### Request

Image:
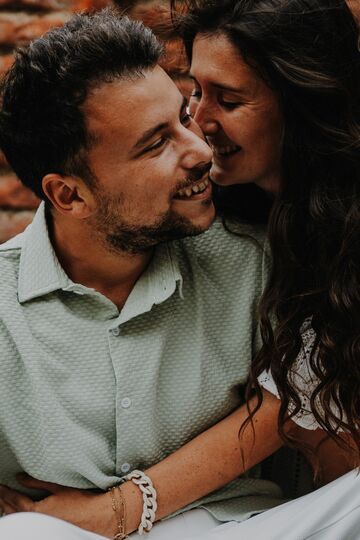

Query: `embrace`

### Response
(0, 1, 359, 539)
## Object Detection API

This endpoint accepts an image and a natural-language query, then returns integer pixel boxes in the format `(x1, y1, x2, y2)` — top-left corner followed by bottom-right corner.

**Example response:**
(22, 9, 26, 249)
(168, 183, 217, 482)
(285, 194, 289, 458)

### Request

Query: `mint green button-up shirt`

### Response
(0, 204, 283, 522)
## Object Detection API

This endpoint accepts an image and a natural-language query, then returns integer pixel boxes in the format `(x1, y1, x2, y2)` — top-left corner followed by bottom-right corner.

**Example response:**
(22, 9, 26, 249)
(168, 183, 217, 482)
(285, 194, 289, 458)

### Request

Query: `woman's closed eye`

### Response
(219, 99, 243, 110)
(190, 90, 242, 111)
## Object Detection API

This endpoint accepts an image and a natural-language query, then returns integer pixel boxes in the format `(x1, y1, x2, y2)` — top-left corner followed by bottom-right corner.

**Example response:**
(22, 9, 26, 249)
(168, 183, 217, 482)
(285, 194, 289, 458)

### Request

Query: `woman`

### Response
(0, 0, 359, 538)
(184, 0, 360, 463)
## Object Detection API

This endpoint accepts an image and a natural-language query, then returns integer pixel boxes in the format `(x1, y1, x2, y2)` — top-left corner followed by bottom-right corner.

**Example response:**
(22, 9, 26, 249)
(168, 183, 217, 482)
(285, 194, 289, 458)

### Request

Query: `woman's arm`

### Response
(0, 389, 355, 537)
(0, 390, 284, 537)
(124, 389, 284, 530)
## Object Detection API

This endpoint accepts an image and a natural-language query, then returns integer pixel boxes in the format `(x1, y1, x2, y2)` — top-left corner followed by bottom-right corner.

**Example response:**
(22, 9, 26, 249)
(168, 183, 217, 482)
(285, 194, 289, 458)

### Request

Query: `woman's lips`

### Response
(209, 143, 241, 158)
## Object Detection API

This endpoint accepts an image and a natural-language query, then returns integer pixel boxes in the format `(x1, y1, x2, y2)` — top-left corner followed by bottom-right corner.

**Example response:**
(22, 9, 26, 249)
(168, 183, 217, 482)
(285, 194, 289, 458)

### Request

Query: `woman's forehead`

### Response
(190, 33, 267, 99)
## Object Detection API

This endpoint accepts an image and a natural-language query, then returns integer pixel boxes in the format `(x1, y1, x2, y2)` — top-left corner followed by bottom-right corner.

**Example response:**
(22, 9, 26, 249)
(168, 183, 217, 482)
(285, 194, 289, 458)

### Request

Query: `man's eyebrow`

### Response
(133, 97, 188, 150)
(133, 122, 169, 150)
(189, 74, 246, 95)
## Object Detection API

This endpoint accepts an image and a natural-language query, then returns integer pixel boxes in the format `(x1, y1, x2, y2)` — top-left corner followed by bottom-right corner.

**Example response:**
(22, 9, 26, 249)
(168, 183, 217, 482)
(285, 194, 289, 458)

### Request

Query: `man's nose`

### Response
(182, 127, 213, 170)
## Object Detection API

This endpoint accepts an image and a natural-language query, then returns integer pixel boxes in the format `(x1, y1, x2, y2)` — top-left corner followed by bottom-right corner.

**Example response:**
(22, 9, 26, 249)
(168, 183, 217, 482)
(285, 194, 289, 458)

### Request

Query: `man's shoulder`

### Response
(175, 216, 266, 261)
(170, 216, 268, 294)
(0, 231, 25, 295)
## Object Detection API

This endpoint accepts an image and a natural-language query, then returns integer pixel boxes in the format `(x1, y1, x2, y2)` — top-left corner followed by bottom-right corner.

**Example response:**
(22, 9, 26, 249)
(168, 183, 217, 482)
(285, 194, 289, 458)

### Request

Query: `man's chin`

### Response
(171, 199, 215, 235)
(100, 206, 215, 255)
(157, 209, 215, 244)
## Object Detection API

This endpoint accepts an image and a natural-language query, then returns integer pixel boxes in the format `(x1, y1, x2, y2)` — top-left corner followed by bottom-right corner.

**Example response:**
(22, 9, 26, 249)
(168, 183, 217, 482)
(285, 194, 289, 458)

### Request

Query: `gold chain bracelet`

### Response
(109, 486, 128, 540)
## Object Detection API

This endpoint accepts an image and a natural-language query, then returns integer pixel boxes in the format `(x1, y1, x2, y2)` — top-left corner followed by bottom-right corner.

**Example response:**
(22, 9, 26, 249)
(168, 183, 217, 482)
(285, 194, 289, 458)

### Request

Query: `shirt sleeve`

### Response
(258, 319, 331, 431)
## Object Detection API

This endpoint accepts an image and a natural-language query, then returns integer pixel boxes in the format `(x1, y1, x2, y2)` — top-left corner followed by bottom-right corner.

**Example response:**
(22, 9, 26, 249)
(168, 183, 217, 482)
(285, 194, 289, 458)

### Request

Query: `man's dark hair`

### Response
(0, 8, 163, 199)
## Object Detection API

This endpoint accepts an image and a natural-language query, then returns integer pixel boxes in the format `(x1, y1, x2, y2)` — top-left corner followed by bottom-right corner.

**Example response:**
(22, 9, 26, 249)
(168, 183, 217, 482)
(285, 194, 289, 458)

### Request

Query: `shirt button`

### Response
(111, 327, 120, 336)
(121, 397, 132, 409)
(121, 463, 131, 474)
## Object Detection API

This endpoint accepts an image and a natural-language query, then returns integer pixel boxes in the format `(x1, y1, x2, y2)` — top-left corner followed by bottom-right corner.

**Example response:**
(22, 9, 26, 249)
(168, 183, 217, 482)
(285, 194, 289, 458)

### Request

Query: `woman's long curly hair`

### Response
(173, 0, 360, 458)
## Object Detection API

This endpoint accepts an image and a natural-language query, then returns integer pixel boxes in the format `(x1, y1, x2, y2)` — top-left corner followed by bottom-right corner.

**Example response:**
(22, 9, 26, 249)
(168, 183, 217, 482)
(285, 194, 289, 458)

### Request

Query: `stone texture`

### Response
(0, 209, 35, 243)
(0, 0, 73, 9)
(0, 11, 71, 46)
(0, 53, 13, 77)
(0, 0, 107, 10)
(0, 173, 40, 209)
(129, 4, 192, 99)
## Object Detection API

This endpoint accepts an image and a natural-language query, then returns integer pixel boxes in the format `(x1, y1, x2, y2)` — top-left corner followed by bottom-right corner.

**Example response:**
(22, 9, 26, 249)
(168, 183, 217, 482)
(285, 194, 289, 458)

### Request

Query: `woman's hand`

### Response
(0, 475, 115, 538)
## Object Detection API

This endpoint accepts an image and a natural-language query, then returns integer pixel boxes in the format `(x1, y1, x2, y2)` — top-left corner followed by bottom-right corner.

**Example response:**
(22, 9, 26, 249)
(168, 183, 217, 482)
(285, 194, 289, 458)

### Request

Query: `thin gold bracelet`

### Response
(109, 486, 128, 540)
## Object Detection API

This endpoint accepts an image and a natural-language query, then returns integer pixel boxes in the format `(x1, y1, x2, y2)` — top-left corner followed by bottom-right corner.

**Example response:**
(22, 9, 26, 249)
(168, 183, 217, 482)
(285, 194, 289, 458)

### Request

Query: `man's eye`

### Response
(145, 137, 166, 152)
(190, 90, 201, 99)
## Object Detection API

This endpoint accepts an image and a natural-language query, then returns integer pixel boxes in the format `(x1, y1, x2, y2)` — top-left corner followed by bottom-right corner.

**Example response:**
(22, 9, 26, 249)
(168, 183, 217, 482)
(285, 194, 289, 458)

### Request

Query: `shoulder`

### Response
(171, 217, 268, 298)
(0, 231, 25, 307)
(175, 216, 266, 264)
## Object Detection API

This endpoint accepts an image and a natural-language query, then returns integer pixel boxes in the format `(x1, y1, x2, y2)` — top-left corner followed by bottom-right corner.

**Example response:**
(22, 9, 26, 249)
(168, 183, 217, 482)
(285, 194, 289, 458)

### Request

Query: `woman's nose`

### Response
(192, 101, 219, 135)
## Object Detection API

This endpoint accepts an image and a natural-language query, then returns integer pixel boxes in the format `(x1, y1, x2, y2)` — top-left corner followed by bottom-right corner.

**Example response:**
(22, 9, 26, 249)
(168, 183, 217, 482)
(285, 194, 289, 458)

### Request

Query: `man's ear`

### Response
(42, 174, 95, 219)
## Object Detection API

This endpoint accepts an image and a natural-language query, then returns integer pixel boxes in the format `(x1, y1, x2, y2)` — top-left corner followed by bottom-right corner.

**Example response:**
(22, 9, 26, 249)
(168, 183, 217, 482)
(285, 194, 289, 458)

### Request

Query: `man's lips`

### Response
(173, 176, 211, 200)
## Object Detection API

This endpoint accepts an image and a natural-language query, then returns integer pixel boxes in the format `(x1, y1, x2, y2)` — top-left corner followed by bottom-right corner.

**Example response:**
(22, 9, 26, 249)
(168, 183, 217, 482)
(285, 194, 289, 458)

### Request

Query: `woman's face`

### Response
(190, 33, 283, 193)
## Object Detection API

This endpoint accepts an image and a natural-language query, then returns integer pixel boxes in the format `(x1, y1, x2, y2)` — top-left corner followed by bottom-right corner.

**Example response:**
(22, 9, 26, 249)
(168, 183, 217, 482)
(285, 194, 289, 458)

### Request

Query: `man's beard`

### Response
(92, 193, 209, 255)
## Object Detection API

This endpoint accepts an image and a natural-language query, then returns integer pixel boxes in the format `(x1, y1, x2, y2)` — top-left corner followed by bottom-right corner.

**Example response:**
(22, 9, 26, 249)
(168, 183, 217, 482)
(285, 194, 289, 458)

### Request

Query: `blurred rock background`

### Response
(0, 0, 189, 242)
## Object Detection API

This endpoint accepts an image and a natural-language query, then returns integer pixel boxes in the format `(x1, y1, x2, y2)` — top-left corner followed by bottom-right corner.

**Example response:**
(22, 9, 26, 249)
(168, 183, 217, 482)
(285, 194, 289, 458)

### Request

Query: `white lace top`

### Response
(258, 319, 345, 431)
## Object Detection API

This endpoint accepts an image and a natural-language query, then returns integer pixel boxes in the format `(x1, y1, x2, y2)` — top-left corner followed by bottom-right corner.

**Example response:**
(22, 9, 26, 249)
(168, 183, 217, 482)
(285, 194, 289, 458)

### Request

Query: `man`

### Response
(0, 7, 282, 538)
(1, 8, 360, 540)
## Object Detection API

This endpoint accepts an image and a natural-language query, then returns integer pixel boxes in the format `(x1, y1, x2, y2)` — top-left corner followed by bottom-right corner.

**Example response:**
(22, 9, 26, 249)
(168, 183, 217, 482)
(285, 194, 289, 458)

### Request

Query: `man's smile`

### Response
(173, 176, 211, 200)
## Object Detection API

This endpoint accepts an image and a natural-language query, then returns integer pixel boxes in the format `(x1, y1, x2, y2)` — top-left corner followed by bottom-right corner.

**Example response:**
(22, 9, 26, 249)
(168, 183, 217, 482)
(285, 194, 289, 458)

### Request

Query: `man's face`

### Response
(83, 66, 214, 254)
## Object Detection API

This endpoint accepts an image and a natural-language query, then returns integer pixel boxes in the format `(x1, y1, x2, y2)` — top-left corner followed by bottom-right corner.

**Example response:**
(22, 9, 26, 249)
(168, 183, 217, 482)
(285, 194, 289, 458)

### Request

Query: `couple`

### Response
(0, 1, 359, 539)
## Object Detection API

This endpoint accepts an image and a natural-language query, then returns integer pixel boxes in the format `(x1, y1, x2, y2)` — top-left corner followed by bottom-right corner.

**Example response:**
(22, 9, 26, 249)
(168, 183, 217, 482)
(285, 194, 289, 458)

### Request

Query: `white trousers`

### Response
(0, 469, 359, 540)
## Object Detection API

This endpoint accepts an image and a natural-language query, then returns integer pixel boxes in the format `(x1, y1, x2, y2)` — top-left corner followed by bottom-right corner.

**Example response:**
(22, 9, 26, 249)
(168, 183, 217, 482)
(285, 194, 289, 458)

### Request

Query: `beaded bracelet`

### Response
(125, 470, 157, 535)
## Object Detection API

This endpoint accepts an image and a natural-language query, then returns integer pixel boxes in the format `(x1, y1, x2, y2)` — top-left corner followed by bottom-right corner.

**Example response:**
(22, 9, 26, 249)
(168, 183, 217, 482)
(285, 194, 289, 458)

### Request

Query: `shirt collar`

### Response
(116, 241, 183, 326)
(18, 203, 71, 303)
(17, 202, 183, 309)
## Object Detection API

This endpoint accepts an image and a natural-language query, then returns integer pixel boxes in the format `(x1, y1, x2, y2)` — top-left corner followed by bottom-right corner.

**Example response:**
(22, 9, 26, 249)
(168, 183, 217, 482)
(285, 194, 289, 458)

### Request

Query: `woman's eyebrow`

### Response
(189, 74, 246, 95)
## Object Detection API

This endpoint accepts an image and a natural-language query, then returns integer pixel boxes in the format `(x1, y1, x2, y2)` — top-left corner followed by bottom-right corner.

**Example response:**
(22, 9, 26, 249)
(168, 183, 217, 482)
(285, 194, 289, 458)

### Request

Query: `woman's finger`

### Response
(0, 486, 35, 511)
(0, 499, 18, 515)
(17, 474, 64, 494)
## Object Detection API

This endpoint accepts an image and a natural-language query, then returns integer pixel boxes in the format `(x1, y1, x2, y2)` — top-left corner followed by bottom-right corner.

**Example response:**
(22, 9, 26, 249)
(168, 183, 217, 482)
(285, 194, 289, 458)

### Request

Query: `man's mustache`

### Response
(174, 162, 212, 194)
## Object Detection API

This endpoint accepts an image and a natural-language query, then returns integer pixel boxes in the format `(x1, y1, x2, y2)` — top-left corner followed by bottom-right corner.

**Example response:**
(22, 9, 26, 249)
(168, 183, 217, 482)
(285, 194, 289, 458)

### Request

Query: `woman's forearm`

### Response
(0, 391, 283, 538)
(122, 390, 283, 535)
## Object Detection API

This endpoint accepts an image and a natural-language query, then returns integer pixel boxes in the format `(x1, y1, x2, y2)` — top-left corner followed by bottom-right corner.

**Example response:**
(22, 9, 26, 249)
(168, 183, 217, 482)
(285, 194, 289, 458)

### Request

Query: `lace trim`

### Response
(258, 319, 345, 431)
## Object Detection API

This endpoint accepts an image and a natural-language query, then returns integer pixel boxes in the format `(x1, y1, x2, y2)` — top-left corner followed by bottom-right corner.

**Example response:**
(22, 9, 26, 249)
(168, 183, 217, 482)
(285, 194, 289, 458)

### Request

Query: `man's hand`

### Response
(0, 475, 114, 538)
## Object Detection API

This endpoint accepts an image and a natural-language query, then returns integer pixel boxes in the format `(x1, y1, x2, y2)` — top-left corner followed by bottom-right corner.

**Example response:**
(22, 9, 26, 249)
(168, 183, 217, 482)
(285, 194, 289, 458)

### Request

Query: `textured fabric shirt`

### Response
(0, 203, 283, 522)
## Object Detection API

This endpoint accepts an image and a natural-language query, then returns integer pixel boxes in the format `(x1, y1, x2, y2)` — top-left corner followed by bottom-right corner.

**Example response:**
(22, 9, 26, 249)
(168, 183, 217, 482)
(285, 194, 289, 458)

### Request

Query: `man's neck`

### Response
(49, 211, 153, 310)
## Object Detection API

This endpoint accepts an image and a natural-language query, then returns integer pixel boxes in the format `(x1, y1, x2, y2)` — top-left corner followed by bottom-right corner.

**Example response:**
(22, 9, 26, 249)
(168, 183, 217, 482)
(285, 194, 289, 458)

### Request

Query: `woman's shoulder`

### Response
(258, 319, 320, 431)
